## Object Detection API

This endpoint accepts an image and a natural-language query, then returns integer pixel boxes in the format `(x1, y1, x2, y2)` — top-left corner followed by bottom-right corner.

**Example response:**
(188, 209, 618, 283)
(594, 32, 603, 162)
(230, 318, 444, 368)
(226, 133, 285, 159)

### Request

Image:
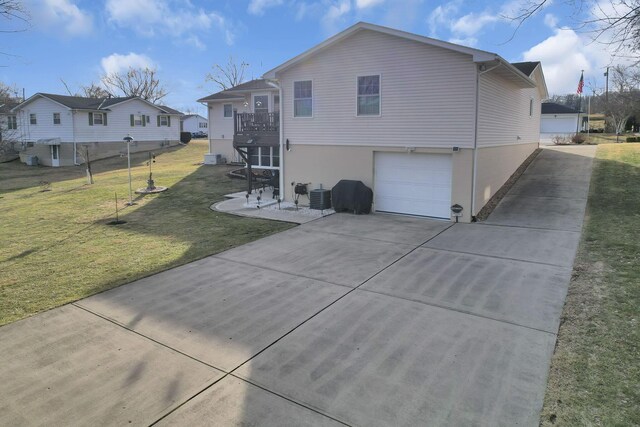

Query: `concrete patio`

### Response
(0, 145, 596, 426)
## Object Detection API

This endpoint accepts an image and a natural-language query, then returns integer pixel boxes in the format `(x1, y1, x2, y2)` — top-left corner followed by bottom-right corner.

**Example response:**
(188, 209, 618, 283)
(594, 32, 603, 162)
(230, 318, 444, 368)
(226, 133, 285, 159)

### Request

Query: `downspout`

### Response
(471, 62, 501, 221)
(266, 79, 283, 201)
(72, 110, 78, 165)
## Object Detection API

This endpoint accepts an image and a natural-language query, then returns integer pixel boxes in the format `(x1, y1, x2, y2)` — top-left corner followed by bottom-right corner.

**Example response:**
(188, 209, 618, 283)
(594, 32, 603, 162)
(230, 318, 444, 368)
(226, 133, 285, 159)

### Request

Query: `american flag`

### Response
(577, 71, 584, 94)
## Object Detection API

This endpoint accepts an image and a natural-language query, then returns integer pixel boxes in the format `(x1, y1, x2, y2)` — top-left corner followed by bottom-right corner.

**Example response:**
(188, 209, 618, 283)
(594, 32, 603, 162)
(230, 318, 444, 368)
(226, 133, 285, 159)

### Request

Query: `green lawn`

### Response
(0, 141, 292, 326)
(541, 144, 640, 425)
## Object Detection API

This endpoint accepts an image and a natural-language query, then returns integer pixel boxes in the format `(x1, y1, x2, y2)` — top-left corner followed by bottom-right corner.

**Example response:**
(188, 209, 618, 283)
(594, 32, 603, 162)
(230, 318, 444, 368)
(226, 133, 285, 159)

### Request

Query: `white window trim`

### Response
(529, 98, 534, 118)
(30, 113, 37, 125)
(134, 114, 143, 126)
(247, 146, 280, 170)
(53, 113, 61, 125)
(159, 115, 169, 126)
(8, 115, 17, 130)
(223, 103, 233, 119)
(93, 112, 104, 125)
(356, 73, 382, 117)
(293, 79, 313, 119)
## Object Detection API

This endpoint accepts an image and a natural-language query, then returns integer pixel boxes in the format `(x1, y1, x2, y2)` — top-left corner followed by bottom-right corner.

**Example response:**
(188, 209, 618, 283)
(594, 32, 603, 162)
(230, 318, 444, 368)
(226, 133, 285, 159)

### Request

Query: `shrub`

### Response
(572, 133, 586, 144)
(552, 135, 570, 145)
(180, 132, 192, 144)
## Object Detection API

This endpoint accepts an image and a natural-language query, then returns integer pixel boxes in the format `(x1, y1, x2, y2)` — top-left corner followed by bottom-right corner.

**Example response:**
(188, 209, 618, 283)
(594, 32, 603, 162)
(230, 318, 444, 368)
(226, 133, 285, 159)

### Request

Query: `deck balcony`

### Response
(233, 111, 279, 146)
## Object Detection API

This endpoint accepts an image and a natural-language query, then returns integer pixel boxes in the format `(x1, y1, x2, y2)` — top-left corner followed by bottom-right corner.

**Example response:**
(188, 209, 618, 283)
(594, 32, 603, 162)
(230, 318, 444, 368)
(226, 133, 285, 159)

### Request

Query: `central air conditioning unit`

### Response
(204, 153, 226, 165)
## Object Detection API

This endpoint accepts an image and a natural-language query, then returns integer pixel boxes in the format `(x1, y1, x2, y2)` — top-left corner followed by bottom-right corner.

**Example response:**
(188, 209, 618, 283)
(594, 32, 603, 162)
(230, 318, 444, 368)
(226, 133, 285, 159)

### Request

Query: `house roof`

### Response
(511, 62, 539, 77)
(542, 102, 581, 114)
(182, 113, 207, 120)
(262, 22, 537, 89)
(197, 79, 276, 103)
(12, 93, 182, 114)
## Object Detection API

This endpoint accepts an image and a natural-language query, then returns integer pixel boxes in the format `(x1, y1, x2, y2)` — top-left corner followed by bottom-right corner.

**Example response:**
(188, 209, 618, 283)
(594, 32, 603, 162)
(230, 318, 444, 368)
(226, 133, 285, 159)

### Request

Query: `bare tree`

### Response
(101, 67, 167, 102)
(0, 81, 21, 160)
(205, 56, 249, 90)
(80, 82, 111, 99)
(510, 0, 640, 59)
(604, 65, 640, 134)
(77, 145, 94, 184)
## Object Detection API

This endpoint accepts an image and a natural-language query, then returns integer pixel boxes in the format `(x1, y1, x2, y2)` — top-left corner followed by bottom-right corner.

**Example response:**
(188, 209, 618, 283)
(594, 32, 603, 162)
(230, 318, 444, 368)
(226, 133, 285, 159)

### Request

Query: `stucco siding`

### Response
(473, 142, 538, 214)
(16, 97, 74, 142)
(282, 144, 474, 222)
(276, 29, 477, 149)
(477, 70, 541, 148)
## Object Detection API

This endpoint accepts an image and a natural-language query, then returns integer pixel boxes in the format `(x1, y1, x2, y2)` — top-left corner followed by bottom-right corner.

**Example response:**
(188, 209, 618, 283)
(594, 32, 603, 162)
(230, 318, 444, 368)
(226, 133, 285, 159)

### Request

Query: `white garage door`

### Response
(374, 152, 452, 219)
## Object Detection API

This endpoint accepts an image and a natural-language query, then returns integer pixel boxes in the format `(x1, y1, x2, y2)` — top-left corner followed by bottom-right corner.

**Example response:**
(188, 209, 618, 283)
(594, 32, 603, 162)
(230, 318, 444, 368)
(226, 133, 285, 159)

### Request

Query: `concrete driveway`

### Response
(0, 145, 596, 426)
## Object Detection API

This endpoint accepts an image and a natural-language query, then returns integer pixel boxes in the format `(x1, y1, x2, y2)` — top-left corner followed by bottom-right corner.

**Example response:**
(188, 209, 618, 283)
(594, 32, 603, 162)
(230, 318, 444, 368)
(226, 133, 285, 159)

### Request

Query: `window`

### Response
(7, 115, 17, 130)
(357, 75, 380, 116)
(199, 122, 208, 128)
(247, 147, 279, 168)
(93, 113, 103, 125)
(223, 104, 233, 118)
(53, 113, 61, 125)
(529, 98, 534, 117)
(30, 114, 37, 125)
(160, 115, 168, 126)
(51, 145, 59, 160)
(294, 80, 312, 117)
(133, 114, 143, 126)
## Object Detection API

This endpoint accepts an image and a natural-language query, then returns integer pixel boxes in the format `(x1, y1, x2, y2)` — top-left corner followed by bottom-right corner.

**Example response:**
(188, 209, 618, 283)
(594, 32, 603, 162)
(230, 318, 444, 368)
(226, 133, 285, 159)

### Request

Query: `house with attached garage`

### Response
(540, 102, 581, 144)
(200, 22, 548, 222)
(10, 93, 183, 167)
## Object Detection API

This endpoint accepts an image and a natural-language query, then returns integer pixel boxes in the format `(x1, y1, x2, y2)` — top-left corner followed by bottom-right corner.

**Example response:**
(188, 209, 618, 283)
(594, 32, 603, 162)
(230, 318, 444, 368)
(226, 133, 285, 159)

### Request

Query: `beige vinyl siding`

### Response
(73, 99, 180, 143)
(208, 100, 247, 141)
(476, 70, 541, 147)
(277, 29, 477, 149)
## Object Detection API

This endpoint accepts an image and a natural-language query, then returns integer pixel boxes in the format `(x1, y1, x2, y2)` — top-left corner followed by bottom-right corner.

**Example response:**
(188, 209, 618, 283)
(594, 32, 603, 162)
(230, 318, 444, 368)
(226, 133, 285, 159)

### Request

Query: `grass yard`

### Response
(0, 140, 293, 326)
(541, 144, 640, 426)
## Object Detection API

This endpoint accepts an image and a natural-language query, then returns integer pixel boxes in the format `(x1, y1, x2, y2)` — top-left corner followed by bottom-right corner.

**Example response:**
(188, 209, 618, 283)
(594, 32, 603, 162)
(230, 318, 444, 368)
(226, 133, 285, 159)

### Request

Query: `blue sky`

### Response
(1, 0, 622, 114)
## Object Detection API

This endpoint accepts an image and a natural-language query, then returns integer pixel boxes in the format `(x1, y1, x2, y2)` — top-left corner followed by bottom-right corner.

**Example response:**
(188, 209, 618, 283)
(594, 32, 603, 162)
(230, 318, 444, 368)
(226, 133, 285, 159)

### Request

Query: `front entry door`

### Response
(51, 145, 60, 167)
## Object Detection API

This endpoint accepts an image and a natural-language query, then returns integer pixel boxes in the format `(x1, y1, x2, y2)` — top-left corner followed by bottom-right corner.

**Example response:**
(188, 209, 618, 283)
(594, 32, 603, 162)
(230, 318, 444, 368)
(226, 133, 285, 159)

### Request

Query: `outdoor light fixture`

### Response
(123, 135, 135, 206)
(451, 204, 463, 223)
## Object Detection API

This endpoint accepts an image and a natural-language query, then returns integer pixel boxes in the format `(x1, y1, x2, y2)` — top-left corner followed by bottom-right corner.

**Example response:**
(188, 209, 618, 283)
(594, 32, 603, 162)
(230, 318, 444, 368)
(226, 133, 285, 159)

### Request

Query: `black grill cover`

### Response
(331, 180, 373, 214)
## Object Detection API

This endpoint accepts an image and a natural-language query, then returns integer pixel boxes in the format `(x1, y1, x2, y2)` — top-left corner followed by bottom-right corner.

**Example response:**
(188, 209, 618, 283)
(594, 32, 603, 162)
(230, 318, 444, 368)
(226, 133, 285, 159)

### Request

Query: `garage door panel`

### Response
(374, 152, 452, 219)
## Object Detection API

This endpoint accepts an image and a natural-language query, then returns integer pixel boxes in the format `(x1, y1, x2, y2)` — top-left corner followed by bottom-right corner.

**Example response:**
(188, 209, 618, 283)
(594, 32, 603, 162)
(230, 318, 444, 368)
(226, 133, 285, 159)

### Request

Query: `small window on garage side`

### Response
(223, 104, 233, 118)
(529, 98, 534, 117)
(53, 113, 61, 125)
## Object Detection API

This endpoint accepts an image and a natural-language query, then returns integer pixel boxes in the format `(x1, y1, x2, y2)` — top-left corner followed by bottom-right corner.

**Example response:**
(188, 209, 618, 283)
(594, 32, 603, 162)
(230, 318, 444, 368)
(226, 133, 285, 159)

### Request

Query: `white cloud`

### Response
(427, 0, 461, 37)
(523, 29, 591, 95)
(105, 0, 235, 46)
(356, 0, 384, 9)
(321, 0, 352, 34)
(248, 0, 284, 15)
(450, 11, 501, 36)
(544, 13, 558, 28)
(448, 37, 478, 47)
(28, 0, 93, 36)
(101, 53, 156, 75)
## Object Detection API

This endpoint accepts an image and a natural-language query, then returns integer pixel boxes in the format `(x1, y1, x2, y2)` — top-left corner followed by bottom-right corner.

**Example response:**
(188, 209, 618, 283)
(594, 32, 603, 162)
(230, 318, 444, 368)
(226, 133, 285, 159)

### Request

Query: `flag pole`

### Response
(576, 70, 584, 134)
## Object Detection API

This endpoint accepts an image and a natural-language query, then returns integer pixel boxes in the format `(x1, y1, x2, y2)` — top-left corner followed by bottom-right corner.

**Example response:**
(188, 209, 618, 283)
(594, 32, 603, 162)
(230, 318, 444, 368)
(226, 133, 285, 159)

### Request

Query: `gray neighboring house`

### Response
(200, 22, 548, 222)
(11, 93, 183, 167)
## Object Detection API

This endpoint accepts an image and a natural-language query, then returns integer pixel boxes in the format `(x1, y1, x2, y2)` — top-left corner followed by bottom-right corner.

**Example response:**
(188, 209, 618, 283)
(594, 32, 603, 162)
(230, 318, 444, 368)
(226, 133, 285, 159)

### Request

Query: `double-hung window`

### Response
(223, 104, 232, 118)
(53, 113, 61, 125)
(294, 80, 312, 117)
(93, 113, 103, 125)
(7, 115, 17, 130)
(357, 75, 380, 116)
(159, 115, 168, 126)
(30, 113, 37, 125)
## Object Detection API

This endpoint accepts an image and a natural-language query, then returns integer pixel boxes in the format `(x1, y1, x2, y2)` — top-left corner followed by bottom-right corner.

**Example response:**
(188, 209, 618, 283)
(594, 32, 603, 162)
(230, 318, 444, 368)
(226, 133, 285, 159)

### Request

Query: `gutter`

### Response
(72, 110, 79, 165)
(266, 79, 284, 201)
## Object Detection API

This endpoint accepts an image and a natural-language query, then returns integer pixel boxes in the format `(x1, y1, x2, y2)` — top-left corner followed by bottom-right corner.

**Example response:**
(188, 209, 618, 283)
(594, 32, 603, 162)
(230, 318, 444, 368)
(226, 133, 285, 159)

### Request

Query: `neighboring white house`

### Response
(11, 93, 183, 167)
(540, 102, 581, 144)
(0, 100, 20, 162)
(199, 22, 547, 222)
(181, 114, 208, 134)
